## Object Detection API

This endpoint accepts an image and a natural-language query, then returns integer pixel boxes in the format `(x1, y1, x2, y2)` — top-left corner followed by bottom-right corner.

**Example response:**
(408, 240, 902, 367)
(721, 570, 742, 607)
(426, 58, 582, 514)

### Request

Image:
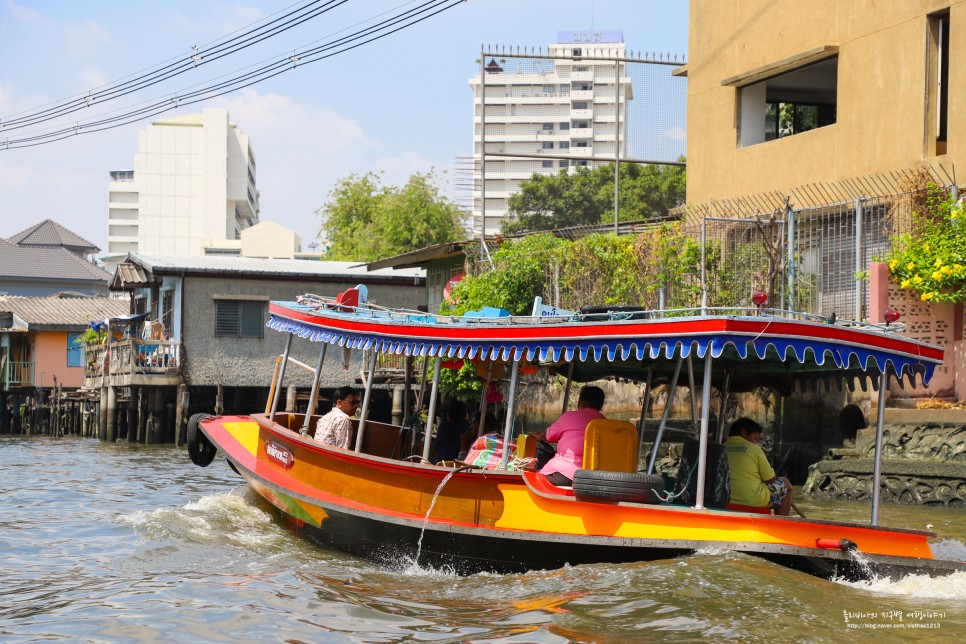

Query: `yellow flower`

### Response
(924, 243, 931, 252)
(942, 265, 953, 275)
(907, 262, 916, 271)
(934, 258, 943, 268)
(932, 271, 944, 282)
(889, 258, 899, 271)
(921, 292, 935, 301)
(900, 279, 911, 289)
(913, 275, 924, 284)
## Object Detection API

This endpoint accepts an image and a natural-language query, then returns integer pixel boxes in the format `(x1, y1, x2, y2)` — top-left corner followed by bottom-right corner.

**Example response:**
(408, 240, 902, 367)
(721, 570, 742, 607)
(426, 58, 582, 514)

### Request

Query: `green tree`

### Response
(318, 171, 465, 261)
(504, 161, 686, 233)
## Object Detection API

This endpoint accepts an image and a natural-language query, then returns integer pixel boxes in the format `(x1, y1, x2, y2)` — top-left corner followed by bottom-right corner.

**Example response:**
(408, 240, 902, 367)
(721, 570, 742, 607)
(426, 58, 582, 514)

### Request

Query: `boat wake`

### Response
(836, 570, 966, 598)
(116, 488, 283, 552)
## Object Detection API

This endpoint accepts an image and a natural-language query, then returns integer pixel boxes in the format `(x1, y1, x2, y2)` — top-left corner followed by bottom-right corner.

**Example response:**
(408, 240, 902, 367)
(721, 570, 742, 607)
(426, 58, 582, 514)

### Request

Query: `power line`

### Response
(0, 0, 340, 130)
(2, 0, 464, 150)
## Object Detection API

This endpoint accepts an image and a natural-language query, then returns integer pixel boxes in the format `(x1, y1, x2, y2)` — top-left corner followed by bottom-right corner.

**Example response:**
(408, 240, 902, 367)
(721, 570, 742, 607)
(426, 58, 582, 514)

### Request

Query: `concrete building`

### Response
(681, 1, 966, 402)
(469, 31, 632, 234)
(681, 1, 960, 204)
(106, 108, 260, 266)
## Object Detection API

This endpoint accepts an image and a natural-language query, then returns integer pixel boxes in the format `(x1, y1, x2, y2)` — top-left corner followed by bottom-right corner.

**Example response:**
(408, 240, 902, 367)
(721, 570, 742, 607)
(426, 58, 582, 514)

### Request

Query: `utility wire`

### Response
(1, 0, 464, 150)
(0, 0, 347, 131)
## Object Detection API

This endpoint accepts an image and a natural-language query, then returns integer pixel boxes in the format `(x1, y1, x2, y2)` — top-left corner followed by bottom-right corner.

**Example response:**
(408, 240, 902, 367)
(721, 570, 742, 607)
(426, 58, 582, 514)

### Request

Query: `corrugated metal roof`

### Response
(0, 295, 129, 330)
(6, 219, 99, 253)
(127, 253, 424, 281)
(0, 239, 112, 283)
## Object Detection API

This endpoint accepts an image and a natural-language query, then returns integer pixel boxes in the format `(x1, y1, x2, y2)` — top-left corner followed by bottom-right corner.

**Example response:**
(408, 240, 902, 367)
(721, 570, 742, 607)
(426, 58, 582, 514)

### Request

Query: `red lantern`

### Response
(752, 291, 768, 308)
(884, 308, 901, 325)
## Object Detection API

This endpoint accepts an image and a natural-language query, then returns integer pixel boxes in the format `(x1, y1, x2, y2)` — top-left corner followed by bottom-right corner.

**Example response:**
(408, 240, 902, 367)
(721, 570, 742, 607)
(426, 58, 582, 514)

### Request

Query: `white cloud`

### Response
(63, 19, 111, 53)
(664, 126, 686, 141)
(372, 151, 435, 186)
(5, 1, 44, 24)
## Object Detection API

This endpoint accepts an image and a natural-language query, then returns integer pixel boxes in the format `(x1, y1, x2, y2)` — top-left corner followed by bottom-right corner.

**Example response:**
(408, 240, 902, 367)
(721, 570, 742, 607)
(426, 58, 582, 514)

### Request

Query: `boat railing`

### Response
(290, 295, 907, 334)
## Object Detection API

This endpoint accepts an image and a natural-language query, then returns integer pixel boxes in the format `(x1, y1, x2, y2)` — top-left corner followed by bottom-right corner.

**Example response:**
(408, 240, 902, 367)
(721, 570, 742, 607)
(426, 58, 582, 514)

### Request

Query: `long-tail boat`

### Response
(188, 286, 965, 580)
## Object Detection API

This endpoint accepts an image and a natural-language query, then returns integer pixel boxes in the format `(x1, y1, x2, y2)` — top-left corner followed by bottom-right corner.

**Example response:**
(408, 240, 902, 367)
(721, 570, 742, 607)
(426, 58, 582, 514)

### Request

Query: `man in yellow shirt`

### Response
(724, 418, 793, 515)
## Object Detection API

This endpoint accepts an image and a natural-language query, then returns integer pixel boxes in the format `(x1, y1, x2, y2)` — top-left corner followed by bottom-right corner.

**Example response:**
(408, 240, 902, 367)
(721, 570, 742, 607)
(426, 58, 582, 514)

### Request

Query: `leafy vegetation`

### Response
(317, 171, 465, 261)
(884, 183, 966, 303)
(503, 161, 686, 234)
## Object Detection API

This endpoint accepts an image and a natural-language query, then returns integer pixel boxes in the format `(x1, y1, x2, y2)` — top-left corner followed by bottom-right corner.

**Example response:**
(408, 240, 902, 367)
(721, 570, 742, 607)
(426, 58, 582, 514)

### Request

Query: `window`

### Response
(542, 86, 555, 94)
(215, 300, 265, 337)
(161, 290, 174, 340)
(542, 122, 553, 130)
(559, 141, 570, 149)
(572, 48, 582, 57)
(574, 65, 589, 72)
(67, 333, 83, 367)
(576, 160, 589, 167)
(559, 122, 570, 130)
(930, 10, 950, 154)
(542, 141, 554, 149)
(559, 160, 569, 168)
(573, 83, 593, 91)
(572, 101, 588, 110)
(542, 160, 553, 168)
(739, 56, 838, 147)
(574, 120, 590, 129)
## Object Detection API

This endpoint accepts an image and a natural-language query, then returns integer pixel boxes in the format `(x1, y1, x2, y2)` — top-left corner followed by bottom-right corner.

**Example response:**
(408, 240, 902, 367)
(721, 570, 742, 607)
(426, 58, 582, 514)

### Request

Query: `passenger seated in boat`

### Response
(434, 399, 470, 463)
(315, 387, 361, 449)
(529, 385, 606, 487)
(724, 418, 793, 516)
(462, 413, 506, 468)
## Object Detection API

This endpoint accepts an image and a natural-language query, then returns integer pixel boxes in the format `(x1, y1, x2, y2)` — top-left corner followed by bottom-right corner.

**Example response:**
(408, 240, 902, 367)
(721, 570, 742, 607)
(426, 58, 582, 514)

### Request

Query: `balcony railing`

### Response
(2, 360, 33, 388)
(85, 339, 182, 379)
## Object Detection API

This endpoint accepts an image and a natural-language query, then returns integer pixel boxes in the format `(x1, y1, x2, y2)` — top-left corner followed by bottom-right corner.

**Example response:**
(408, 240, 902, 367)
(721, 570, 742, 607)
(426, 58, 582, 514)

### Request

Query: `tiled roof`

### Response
(0, 239, 112, 283)
(0, 295, 129, 330)
(125, 253, 425, 281)
(6, 219, 100, 253)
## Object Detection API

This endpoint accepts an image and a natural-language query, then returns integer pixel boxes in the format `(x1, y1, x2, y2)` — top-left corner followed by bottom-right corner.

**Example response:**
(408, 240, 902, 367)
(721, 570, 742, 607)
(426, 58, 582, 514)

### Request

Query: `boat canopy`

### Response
(266, 299, 943, 395)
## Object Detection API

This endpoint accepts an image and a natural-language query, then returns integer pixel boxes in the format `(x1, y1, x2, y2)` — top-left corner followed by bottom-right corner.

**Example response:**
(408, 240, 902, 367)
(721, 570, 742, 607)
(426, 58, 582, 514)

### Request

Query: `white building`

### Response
(469, 30, 632, 234)
(106, 108, 260, 266)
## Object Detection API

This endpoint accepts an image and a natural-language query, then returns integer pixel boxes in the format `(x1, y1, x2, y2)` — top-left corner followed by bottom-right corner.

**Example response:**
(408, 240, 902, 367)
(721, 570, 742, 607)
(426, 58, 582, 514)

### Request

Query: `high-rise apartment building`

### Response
(106, 108, 260, 265)
(469, 31, 632, 234)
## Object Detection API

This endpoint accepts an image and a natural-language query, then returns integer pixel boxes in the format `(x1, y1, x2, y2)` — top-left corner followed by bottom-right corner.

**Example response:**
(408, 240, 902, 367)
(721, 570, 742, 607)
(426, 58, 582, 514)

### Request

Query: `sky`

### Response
(0, 0, 688, 256)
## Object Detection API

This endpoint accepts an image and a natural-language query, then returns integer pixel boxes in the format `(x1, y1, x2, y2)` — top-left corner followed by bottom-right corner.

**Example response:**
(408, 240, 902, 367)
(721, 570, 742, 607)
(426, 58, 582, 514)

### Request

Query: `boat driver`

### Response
(315, 387, 360, 449)
(529, 386, 606, 486)
(724, 417, 793, 515)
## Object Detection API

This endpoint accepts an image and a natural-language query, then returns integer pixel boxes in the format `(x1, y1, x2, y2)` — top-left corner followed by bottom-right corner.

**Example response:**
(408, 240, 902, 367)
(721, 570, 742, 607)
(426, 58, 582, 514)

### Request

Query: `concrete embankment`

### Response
(803, 409, 966, 507)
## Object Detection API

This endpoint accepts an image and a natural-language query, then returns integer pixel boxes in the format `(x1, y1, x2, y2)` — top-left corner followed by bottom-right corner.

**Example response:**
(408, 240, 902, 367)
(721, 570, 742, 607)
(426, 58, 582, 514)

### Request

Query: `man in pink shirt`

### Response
(530, 386, 606, 486)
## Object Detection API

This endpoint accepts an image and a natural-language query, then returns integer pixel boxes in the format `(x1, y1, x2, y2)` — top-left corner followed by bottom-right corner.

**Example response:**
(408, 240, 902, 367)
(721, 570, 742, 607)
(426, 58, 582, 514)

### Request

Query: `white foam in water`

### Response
(839, 570, 966, 599)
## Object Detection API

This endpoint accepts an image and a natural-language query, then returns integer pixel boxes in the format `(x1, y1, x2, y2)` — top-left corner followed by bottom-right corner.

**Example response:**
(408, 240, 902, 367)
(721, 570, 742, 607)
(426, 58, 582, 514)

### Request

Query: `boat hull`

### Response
(200, 414, 964, 581)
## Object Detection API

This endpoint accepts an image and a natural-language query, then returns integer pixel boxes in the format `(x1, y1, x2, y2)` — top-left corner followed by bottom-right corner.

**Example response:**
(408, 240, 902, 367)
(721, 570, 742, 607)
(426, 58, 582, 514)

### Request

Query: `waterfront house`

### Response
(1, 220, 111, 297)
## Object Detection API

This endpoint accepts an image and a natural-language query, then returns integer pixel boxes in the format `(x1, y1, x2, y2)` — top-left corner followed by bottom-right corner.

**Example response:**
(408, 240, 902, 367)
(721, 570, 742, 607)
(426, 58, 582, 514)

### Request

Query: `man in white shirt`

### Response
(315, 387, 360, 449)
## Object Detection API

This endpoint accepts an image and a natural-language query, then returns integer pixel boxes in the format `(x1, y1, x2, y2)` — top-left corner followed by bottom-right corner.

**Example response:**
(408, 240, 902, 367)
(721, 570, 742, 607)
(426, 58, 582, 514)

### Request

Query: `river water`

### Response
(1, 435, 964, 643)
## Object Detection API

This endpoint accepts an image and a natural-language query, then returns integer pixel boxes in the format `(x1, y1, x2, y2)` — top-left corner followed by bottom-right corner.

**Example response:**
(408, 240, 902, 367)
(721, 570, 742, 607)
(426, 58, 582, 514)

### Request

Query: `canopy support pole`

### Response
(694, 351, 714, 510)
(636, 369, 652, 470)
(477, 361, 494, 436)
(871, 370, 889, 525)
(687, 355, 697, 425)
(269, 333, 293, 424)
(300, 343, 328, 435)
(354, 350, 377, 452)
(500, 358, 521, 469)
(715, 370, 731, 443)
(403, 355, 413, 425)
(421, 358, 443, 461)
(561, 361, 575, 415)
(646, 358, 683, 475)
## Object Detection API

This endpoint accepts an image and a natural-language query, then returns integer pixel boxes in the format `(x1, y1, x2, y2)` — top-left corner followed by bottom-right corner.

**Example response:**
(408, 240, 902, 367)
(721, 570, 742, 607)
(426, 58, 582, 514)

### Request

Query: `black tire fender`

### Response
(572, 470, 664, 504)
(187, 413, 217, 467)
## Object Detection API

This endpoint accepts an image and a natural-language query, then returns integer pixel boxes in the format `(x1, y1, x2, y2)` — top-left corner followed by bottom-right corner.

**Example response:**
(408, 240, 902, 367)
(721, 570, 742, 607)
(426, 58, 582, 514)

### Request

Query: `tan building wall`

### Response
(685, 0, 964, 205)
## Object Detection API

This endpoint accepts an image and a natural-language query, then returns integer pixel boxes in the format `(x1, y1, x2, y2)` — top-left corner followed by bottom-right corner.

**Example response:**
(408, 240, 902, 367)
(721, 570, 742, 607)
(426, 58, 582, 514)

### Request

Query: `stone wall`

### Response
(803, 412, 966, 506)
